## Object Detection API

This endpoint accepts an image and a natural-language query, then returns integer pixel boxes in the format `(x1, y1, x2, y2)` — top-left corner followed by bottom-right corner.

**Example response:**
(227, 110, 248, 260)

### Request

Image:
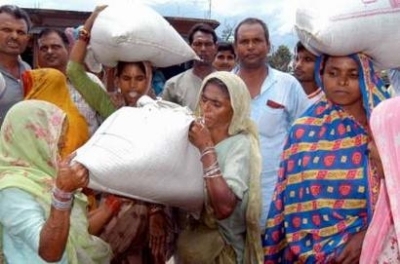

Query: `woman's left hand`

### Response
(149, 209, 167, 263)
(188, 119, 213, 152)
(334, 230, 366, 264)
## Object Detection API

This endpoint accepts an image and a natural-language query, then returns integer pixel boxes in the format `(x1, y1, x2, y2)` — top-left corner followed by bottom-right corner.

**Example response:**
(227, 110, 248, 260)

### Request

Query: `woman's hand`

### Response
(55, 153, 89, 193)
(85, 5, 108, 30)
(188, 119, 214, 152)
(149, 208, 167, 263)
(93, 5, 108, 14)
(334, 230, 366, 264)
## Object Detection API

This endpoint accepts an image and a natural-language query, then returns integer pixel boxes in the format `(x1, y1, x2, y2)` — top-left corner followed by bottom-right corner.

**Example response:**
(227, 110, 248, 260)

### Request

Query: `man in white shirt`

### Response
(234, 18, 311, 231)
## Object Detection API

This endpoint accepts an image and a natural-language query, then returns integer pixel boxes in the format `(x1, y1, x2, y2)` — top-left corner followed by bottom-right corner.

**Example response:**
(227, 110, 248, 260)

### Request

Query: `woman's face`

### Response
(115, 63, 148, 106)
(322, 56, 362, 107)
(368, 139, 384, 178)
(199, 82, 233, 131)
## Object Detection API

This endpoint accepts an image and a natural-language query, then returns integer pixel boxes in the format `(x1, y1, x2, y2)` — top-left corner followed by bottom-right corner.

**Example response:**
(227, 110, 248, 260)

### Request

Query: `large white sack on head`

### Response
(90, 1, 199, 68)
(74, 96, 204, 215)
(295, 0, 400, 69)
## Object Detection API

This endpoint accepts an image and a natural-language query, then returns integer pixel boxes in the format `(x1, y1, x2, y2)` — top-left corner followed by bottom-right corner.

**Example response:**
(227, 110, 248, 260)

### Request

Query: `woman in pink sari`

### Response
(361, 96, 400, 263)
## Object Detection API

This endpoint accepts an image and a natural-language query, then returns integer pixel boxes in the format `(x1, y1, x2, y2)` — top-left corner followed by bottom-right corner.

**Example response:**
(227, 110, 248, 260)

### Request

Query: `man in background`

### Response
(0, 5, 31, 125)
(234, 18, 310, 231)
(37, 28, 105, 135)
(162, 23, 217, 110)
(292, 41, 324, 104)
(213, 41, 236, 72)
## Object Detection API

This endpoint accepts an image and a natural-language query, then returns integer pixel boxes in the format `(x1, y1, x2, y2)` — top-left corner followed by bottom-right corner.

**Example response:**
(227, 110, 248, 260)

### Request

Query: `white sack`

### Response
(74, 96, 204, 215)
(90, 1, 199, 68)
(295, 0, 400, 69)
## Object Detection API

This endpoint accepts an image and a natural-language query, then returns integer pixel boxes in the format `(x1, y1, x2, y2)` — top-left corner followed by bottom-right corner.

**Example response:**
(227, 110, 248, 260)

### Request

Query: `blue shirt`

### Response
(237, 66, 310, 230)
(0, 188, 68, 264)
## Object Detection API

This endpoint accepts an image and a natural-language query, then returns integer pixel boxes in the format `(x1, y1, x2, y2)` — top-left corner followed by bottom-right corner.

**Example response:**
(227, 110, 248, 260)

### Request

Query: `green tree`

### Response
(268, 45, 292, 72)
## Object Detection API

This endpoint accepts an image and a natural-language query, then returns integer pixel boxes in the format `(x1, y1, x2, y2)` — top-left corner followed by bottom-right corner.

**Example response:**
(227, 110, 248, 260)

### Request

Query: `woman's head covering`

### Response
(0, 100, 111, 263)
(0, 100, 65, 173)
(361, 96, 400, 262)
(198, 71, 253, 136)
(315, 53, 390, 119)
(23, 68, 89, 158)
(197, 71, 264, 263)
(264, 53, 391, 262)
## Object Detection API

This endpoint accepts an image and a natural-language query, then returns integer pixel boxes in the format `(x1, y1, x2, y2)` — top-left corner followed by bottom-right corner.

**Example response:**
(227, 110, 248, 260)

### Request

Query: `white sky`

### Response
(0, 0, 299, 50)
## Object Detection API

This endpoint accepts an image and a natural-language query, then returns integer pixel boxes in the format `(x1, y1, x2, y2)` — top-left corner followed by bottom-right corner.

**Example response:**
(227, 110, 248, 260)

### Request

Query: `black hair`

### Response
(234, 17, 269, 44)
(38, 28, 70, 47)
(203, 77, 230, 98)
(295, 41, 306, 53)
(188, 23, 218, 45)
(0, 5, 31, 30)
(216, 41, 236, 57)
(115, 61, 146, 77)
(320, 55, 331, 75)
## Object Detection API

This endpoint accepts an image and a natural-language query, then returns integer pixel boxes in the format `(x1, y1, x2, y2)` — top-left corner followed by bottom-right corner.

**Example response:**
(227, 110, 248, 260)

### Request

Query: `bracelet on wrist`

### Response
(52, 185, 74, 200)
(51, 193, 73, 211)
(203, 161, 219, 174)
(204, 173, 223, 179)
(78, 27, 90, 43)
(204, 167, 221, 177)
(201, 147, 216, 161)
(203, 161, 222, 179)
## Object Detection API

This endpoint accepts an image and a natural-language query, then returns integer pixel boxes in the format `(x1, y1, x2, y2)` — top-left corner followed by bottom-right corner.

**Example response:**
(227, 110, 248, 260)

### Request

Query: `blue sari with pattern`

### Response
(263, 54, 390, 263)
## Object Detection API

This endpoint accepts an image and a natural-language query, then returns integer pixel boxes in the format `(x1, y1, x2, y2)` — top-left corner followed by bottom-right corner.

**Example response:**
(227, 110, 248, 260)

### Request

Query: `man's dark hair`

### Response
(295, 41, 306, 54)
(0, 5, 31, 30)
(188, 23, 218, 45)
(38, 28, 70, 47)
(234, 17, 269, 44)
(216, 41, 236, 57)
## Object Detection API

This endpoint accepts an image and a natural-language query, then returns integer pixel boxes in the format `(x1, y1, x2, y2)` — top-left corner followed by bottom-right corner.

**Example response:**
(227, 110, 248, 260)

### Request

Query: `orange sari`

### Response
(23, 68, 89, 158)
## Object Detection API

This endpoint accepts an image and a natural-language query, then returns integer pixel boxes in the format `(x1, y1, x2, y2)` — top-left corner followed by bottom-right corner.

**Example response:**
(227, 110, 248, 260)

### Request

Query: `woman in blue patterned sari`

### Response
(263, 53, 390, 263)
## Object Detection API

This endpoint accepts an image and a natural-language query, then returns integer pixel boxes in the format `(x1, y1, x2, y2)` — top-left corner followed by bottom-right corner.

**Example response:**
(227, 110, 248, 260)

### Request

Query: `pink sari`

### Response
(361, 96, 400, 263)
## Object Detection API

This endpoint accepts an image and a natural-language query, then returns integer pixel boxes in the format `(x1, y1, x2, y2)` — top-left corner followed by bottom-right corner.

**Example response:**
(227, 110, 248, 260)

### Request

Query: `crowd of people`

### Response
(1, 3, 400, 264)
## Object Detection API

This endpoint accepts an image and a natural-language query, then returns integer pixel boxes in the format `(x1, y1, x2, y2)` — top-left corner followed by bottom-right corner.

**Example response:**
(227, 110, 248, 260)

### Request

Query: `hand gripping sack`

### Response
(90, 1, 199, 68)
(295, 0, 400, 69)
(74, 96, 204, 215)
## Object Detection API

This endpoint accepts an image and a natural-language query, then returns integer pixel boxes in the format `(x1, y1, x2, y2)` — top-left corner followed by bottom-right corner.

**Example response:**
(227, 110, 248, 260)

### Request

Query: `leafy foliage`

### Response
(268, 45, 292, 72)
(220, 20, 236, 42)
